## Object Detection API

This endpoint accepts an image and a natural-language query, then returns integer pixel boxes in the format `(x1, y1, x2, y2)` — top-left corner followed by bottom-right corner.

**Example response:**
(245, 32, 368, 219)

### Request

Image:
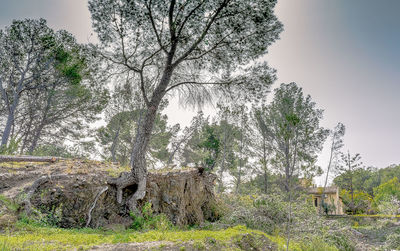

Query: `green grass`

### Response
(267, 235, 339, 251)
(0, 223, 277, 251)
(0, 221, 341, 251)
(0, 195, 18, 213)
(0, 162, 48, 169)
(351, 214, 400, 218)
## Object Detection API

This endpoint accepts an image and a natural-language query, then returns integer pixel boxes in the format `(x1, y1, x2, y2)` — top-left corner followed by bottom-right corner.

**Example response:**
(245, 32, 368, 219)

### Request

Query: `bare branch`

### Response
(173, 0, 231, 66)
(169, 0, 177, 42)
(146, 0, 168, 54)
(165, 79, 233, 93)
(176, 0, 206, 38)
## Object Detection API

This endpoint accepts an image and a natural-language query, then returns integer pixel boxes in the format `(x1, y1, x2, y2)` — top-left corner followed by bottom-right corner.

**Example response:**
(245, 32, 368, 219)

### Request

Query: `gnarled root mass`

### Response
(86, 186, 108, 227)
(107, 171, 147, 215)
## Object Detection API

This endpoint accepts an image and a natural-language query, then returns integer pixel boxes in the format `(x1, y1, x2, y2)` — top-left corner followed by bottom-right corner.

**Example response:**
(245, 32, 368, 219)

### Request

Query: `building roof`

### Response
(307, 186, 338, 195)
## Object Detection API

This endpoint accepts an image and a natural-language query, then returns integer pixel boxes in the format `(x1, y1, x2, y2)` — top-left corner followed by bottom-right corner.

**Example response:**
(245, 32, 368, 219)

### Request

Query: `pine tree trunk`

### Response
(109, 64, 175, 213)
(110, 125, 121, 162)
(28, 92, 53, 155)
(1, 71, 27, 148)
(28, 123, 45, 154)
(1, 98, 19, 148)
(20, 114, 34, 154)
(321, 136, 336, 214)
(262, 135, 268, 194)
(236, 125, 243, 193)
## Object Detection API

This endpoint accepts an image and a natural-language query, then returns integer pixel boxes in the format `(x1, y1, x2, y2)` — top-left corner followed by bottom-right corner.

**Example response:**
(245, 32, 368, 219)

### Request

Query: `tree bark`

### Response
(109, 65, 175, 213)
(27, 85, 55, 154)
(1, 98, 19, 147)
(218, 124, 228, 193)
(28, 123, 45, 155)
(0, 68, 28, 148)
(110, 124, 121, 162)
(20, 112, 35, 154)
(320, 134, 336, 214)
(0, 155, 59, 163)
(262, 134, 268, 194)
(235, 123, 243, 194)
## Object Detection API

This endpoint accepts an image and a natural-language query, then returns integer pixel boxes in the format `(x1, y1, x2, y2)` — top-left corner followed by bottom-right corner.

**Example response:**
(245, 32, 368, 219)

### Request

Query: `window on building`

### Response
(314, 198, 318, 207)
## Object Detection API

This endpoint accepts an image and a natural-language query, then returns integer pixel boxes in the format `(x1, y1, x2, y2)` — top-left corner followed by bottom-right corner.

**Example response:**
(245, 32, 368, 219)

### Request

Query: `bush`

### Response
(385, 233, 400, 249)
(340, 189, 373, 214)
(0, 138, 19, 155)
(299, 236, 338, 251)
(220, 194, 282, 234)
(325, 232, 355, 251)
(377, 197, 400, 215)
(130, 202, 173, 231)
(220, 193, 324, 237)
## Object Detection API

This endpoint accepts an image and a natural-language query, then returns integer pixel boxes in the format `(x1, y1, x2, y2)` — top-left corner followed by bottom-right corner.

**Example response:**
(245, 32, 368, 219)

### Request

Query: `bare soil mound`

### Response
(0, 160, 216, 229)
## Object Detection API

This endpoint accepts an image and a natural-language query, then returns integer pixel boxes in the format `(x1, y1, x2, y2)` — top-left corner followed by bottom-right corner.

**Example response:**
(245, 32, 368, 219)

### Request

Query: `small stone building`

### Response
(308, 186, 344, 215)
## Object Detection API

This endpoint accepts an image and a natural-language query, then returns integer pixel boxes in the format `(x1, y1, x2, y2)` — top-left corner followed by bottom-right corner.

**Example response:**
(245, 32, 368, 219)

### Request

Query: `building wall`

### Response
(311, 188, 344, 215)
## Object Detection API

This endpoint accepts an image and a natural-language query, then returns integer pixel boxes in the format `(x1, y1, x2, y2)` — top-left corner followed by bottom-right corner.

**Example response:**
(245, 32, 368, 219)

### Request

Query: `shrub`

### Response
(220, 194, 281, 234)
(299, 236, 338, 251)
(374, 177, 400, 202)
(130, 202, 173, 231)
(220, 193, 324, 237)
(377, 196, 400, 215)
(340, 189, 373, 214)
(385, 233, 400, 249)
(325, 232, 355, 251)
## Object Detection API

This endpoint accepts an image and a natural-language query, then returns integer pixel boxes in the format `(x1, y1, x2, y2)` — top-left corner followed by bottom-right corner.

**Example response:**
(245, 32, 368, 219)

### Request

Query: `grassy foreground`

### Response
(0, 223, 274, 251)
(0, 221, 340, 251)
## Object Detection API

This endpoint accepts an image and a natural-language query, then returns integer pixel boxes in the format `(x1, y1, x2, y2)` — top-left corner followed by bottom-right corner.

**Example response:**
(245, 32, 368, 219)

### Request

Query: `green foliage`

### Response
(130, 202, 172, 231)
(31, 144, 76, 158)
(19, 204, 63, 228)
(255, 83, 329, 191)
(198, 125, 220, 170)
(340, 189, 373, 214)
(324, 232, 355, 251)
(334, 164, 400, 198)
(221, 193, 324, 236)
(0, 195, 18, 213)
(372, 177, 400, 214)
(385, 233, 400, 249)
(97, 110, 172, 167)
(374, 177, 400, 204)
(298, 237, 339, 251)
(0, 19, 108, 155)
(321, 200, 336, 215)
(0, 221, 271, 251)
(0, 138, 20, 155)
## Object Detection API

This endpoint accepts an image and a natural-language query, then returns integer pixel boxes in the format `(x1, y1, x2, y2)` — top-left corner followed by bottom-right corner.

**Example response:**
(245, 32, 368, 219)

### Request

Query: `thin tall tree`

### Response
(88, 0, 283, 211)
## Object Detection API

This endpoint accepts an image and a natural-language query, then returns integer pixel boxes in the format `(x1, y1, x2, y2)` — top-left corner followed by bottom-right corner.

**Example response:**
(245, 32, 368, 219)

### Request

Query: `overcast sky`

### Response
(1, 0, 399, 184)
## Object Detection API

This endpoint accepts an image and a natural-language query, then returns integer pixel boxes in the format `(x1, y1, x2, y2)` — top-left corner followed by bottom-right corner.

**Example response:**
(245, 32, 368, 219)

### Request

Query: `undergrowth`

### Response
(0, 223, 270, 251)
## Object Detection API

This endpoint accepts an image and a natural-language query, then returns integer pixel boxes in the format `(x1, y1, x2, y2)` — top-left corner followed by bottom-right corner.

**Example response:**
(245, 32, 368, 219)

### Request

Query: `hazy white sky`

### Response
(1, 0, 399, 184)
(266, 0, 400, 184)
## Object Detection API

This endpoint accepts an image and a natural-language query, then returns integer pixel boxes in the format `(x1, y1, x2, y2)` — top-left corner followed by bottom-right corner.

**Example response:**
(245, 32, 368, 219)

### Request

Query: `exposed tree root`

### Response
(127, 177, 146, 213)
(86, 186, 108, 227)
(108, 171, 147, 215)
(108, 172, 137, 204)
(22, 174, 68, 214)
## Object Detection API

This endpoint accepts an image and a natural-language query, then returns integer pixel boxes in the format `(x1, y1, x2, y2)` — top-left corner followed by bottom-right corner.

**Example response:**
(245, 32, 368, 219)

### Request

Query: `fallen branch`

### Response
(0, 155, 61, 163)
